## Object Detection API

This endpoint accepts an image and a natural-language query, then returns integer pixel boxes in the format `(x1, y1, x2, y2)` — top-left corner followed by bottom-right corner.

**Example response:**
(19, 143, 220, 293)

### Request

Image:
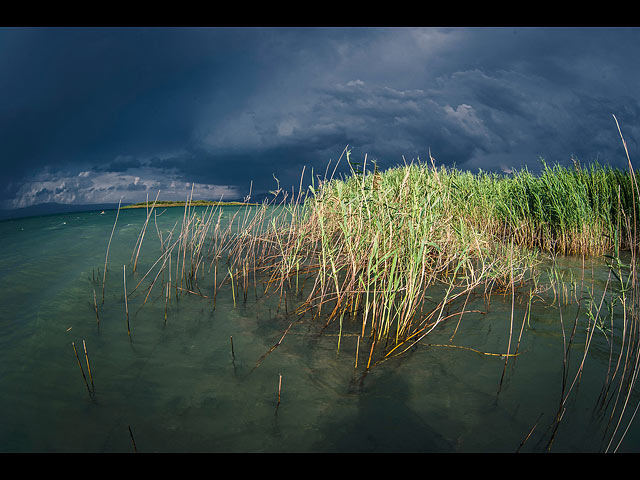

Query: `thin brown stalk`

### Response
(102, 199, 121, 304)
(250, 321, 296, 374)
(516, 413, 544, 453)
(230, 336, 235, 361)
(82, 339, 94, 389)
(92, 288, 99, 325)
(132, 190, 160, 273)
(277, 373, 282, 405)
(498, 241, 515, 394)
(128, 425, 138, 453)
(72, 342, 93, 399)
(124, 264, 130, 337)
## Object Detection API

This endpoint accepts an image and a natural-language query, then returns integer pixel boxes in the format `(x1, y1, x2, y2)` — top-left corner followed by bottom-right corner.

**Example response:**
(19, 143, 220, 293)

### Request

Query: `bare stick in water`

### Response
(251, 321, 295, 374)
(516, 412, 544, 453)
(72, 342, 93, 399)
(230, 335, 236, 361)
(498, 241, 515, 395)
(82, 339, 94, 390)
(128, 425, 138, 453)
(92, 288, 100, 325)
(132, 190, 160, 273)
(164, 281, 169, 324)
(275, 373, 283, 415)
(102, 199, 122, 304)
(124, 264, 130, 336)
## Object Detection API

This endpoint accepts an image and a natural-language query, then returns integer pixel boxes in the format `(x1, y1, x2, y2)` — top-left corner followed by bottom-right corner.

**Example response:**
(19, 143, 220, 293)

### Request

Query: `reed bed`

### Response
(513, 118, 640, 452)
(82, 112, 640, 451)
(116, 148, 640, 370)
(91, 131, 640, 451)
(239, 155, 639, 361)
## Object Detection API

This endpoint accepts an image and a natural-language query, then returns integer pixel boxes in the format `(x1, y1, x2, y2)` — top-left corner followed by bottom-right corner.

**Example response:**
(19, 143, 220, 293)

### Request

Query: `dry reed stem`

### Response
(120, 143, 640, 399)
(102, 198, 121, 304)
(277, 373, 282, 405)
(599, 116, 640, 451)
(516, 413, 544, 453)
(82, 339, 94, 390)
(131, 190, 160, 273)
(92, 288, 99, 325)
(250, 321, 296, 374)
(72, 341, 93, 399)
(128, 425, 138, 453)
(498, 241, 515, 395)
(124, 264, 130, 337)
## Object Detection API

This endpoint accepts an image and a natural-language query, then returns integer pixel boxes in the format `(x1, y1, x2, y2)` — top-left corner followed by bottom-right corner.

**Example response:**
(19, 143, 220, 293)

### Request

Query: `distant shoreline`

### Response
(122, 200, 259, 209)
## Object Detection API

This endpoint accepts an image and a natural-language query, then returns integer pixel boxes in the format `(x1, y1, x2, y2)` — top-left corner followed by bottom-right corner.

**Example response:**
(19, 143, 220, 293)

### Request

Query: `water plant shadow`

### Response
(313, 367, 454, 452)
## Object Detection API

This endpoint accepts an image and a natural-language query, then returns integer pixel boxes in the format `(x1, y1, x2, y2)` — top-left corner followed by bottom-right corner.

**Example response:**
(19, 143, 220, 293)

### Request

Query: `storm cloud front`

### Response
(1, 27, 639, 209)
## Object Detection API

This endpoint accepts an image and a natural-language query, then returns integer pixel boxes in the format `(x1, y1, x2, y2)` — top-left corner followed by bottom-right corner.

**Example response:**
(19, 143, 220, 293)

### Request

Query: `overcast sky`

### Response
(1, 26, 639, 208)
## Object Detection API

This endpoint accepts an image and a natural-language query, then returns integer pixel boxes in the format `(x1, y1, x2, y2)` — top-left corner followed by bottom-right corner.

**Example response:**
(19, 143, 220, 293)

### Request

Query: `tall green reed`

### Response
(116, 148, 640, 377)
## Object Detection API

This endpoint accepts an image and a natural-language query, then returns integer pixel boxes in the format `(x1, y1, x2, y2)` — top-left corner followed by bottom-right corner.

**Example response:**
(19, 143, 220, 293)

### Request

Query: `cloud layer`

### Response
(9, 159, 240, 208)
(1, 27, 639, 208)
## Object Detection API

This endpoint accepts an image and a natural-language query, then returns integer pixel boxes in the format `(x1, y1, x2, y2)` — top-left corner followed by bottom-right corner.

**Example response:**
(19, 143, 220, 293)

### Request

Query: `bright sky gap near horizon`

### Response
(1, 26, 639, 210)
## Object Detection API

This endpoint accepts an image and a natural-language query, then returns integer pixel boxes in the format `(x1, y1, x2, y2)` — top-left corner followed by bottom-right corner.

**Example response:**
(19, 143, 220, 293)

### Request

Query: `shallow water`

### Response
(1, 206, 639, 452)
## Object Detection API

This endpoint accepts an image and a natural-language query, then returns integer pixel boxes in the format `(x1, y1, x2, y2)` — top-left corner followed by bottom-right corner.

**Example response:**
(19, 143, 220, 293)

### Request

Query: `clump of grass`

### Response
(510, 117, 640, 452)
(97, 120, 640, 451)
(246, 152, 636, 361)
(119, 148, 639, 370)
(122, 199, 258, 209)
(362, 157, 636, 258)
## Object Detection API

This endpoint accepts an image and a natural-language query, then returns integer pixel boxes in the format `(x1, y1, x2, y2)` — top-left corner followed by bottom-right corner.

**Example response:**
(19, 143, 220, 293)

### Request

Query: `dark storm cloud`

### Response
(1, 27, 639, 208)
(98, 155, 142, 173)
(0, 28, 267, 188)
(190, 27, 640, 186)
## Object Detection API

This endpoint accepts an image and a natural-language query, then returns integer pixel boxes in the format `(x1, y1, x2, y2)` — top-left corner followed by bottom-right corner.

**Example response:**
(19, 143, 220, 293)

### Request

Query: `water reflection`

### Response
(0, 208, 639, 452)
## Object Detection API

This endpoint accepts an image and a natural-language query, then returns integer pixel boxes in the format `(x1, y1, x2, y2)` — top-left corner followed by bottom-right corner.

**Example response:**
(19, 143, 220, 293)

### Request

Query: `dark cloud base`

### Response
(1, 27, 639, 209)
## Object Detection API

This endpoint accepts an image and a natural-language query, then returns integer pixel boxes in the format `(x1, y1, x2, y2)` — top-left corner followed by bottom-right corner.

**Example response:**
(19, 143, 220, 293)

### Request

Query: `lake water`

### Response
(1, 206, 638, 452)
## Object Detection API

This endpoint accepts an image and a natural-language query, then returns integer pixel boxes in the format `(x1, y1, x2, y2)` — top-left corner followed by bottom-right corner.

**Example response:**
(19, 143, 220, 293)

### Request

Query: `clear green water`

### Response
(1, 206, 638, 452)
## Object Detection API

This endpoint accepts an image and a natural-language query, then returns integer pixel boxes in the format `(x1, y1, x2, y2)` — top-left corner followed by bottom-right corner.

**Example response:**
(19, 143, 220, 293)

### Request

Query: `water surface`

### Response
(0, 207, 638, 452)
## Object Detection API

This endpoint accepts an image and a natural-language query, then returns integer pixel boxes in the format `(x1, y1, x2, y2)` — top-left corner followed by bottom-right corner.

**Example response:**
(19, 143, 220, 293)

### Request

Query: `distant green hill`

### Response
(122, 200, 258, 209)
(0, 202, 122, 221)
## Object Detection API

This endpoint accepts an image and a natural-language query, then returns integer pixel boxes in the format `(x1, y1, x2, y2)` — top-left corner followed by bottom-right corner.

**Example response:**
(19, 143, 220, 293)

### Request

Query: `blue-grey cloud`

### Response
(1, 27, 639, 208)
